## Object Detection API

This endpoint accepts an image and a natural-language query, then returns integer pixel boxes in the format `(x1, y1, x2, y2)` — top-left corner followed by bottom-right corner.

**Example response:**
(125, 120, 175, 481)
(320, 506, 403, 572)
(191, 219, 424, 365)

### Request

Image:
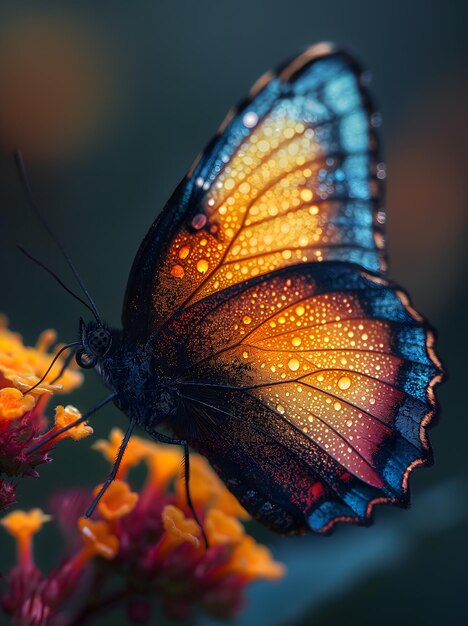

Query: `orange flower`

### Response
(0, 318, 82, 395)
(140, 440, 182, 489)
(204, 508, 244, 546)
(54, 405, 93, 441)
(1, 508, 51, 565)
(228, 535, 285, 581)
(161, 504, 200, 552)
(78, 518, 119, 560)
(0, 388, 35, 420)
(175, 454, 249, 519)
(94, 480, 138, 521)
(93, 428, 147, 478)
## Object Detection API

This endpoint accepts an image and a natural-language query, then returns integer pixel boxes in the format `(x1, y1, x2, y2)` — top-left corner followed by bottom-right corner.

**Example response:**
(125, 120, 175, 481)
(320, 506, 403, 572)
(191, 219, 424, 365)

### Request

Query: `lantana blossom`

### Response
(0, 317, 84, 509)
(0, 318, 285, 624)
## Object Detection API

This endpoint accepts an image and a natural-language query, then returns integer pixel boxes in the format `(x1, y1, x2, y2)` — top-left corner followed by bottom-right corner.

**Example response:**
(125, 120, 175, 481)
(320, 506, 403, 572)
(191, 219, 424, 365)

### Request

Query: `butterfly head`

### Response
(76, 318, 113, 369)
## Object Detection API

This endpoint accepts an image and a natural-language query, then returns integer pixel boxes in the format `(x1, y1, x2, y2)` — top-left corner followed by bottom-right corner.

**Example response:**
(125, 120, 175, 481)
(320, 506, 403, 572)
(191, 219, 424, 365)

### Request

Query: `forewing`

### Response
(123, 44, 385, 341)
(159, 263, 442, 533)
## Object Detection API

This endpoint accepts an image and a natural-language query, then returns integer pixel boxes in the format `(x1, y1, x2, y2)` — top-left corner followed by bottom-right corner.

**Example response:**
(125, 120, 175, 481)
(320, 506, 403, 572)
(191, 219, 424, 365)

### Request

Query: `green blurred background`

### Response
(0, 1, 467, 625)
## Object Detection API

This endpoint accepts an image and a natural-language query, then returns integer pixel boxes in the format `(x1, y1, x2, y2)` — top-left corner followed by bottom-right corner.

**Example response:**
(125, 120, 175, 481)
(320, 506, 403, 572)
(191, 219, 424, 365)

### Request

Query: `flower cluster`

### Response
(1, 431, 285, 624)
(0, 319, 285, 624)
(0, 316, 85, 511)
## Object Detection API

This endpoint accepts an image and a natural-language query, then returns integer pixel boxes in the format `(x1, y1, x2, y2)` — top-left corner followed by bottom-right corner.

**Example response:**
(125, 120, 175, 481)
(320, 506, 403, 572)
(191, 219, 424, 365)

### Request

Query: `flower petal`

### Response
(78, 518, 119, 559)
(93, 428, 147, 478)
(228, 535, 285, 581)
(1, 508, 51, 539)
(94, 479, 138, 520)
(162, 504, 200, 549)
(54, 405, 92, 440)
(205, 509, 245, 546)
(0, 388, 35, 419)
(175, 455, 248, 519)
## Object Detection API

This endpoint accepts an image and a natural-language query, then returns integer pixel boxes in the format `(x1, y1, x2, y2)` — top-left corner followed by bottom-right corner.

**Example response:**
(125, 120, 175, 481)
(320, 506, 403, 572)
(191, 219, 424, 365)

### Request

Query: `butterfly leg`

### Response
(146, 428, 209, 549)
(85, 419, 136, 518)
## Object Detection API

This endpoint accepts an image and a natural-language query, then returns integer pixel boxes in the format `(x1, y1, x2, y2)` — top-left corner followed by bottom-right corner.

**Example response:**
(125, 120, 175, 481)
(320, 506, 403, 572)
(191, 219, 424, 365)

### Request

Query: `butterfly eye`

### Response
(75, 349, 97, 369)
(87, 328, 112, 357)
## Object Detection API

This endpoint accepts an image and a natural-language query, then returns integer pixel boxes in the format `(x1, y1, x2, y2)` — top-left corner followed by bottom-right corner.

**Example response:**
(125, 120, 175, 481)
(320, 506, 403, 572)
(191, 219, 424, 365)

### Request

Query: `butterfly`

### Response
(27, 42, 443, 536)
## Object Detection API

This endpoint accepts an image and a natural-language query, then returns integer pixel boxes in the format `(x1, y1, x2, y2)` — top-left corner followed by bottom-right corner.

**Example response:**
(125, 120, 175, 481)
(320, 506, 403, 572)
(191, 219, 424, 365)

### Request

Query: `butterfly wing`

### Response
(122, 44, 442, 533)
(156, 262, 441, 533)
(123, 43, 386, 342)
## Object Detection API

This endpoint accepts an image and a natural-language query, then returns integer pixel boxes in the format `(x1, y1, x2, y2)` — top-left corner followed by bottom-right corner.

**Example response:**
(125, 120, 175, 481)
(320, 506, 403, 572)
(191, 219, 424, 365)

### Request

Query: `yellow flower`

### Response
(139, 439, 182, 489)
(54, 405, 93, 441)
(1, 508, 51, 565)
(94, 479, 138, 520)
(93, 428, 148, 478)
(162, 504, 200, 551)
(228, 535, 285, 581)
(204, 508, 244, 546)
(0, 318, 82, 396)
(175, 454, 249, 519)
(0, 387, 35, 420)
(78, 518, 119, 560)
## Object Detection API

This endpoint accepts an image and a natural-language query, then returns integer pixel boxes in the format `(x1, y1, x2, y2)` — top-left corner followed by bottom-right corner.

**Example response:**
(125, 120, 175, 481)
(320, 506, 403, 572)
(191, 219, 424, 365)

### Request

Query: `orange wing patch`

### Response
(173, 263, 438, 500)
(166, 115, 326, 299)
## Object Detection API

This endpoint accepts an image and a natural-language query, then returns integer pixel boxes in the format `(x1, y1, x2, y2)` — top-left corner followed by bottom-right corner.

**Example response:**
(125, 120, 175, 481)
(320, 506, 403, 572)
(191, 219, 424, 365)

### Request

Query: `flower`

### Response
(53, 405, 93, 441)
(0, 388, 35, 419)
(94, 479, 138, 521)
(92, 427, 148, 479)
(1, 508, 51, 566)
(1, 430, 285, 624)
(0, 316, 285, 624)
(0, 318, 85, 513)
(0, 317, 82, 395)
(161, 504, 201, 550)
(78, 518, 120, 559)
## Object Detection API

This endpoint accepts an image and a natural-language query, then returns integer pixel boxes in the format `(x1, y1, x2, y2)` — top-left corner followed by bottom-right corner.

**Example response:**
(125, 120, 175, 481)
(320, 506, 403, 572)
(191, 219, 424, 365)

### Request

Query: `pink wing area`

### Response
(154, 262, 442, 533)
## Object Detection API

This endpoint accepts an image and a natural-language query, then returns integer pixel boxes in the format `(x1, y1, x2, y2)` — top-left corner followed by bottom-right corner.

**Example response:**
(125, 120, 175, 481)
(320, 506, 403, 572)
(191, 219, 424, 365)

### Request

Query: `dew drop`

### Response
(242, 315, 252, 325)
(192, 213, 207, 230)
(243, 111, 258, 128)
(295, 305, 305, 316)
(300, 188, 313, 202)
(288, 358, 300, 372)
(171, 265, 185, 278)
(242, 351, 249, 359)
(196, 259, 209, 274)
(276, 404, 285, 415)
(178, 246, 190, 259)
(292, 336, 302, 347)
(338, 376, 351, 390)
(346, 419, 353, 428)
(333, 401, 342, 411)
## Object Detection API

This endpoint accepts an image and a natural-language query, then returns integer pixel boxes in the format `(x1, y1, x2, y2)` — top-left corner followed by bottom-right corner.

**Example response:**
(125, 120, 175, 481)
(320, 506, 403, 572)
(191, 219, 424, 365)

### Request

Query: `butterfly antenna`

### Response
(14, 149, 102, 325)
(17, 245, 100, 321)
(25, 341, 81, 394)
